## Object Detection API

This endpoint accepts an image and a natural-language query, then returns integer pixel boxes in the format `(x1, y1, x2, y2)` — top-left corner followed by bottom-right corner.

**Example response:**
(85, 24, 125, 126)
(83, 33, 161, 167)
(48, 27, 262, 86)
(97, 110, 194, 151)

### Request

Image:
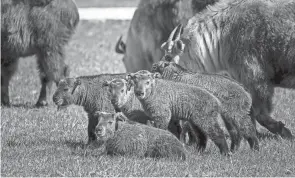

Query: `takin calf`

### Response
(127, 70, 232, 155)
(1, 0, 79, 107)
(160, 0, 295, 140)
(52, 73, 127, 143)
(94, 111, 187, 160)
(102, 78, 183, 139)
(152, 60, 259, 151)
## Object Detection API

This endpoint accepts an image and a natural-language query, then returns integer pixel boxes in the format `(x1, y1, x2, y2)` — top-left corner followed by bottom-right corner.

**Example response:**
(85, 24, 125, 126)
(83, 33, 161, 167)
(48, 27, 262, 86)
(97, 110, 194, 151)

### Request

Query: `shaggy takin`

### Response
(1, 0, 79, 107)
(115, 0, 219, 72)
(127, 70, 232, 155)
(102, 78, 183, 139)
(52, 73, 127, 143)
(94, 111, 188, 160)
(152, 60, 259, 151)
(159, 0, 295, 140)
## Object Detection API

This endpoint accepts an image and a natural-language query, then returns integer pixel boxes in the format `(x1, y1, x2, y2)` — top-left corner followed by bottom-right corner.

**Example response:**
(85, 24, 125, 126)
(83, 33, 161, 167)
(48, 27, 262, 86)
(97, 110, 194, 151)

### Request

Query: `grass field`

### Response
(75, 0, 139, 8)
(1, 20, 295, 177)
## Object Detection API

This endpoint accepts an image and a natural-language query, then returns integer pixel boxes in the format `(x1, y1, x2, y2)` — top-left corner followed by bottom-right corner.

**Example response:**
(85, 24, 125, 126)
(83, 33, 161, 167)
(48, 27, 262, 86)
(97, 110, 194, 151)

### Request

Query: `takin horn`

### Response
(115, 35, 126, 54)
(174, 24, 183, 41)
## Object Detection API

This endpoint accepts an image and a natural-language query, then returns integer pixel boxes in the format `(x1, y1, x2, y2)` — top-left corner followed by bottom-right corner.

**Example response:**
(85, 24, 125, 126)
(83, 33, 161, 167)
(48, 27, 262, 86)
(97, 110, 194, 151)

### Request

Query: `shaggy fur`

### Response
(162, 0, 295, 140)
(95, 111, 187, 160)
(102, 78, 184, 139)
(115, 0, 219, 72)
(52, 73, 127, 143)
(1, 0, 79, 107)
(128, 70, 231, 155)
(152, 60, 259, 151)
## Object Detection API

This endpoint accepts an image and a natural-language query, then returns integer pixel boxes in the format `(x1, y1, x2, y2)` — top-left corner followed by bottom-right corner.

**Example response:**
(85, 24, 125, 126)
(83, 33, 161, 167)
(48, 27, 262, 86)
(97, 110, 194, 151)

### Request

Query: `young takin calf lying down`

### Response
(94, 111, 187, 160)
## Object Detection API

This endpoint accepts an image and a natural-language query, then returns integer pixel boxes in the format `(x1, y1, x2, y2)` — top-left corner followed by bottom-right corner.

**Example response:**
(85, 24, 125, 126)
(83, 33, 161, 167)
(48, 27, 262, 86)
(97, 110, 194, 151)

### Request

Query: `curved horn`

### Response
(115, 35, 126, 54)
(174, 24, 183, 41)
(167, 25, 179, 42)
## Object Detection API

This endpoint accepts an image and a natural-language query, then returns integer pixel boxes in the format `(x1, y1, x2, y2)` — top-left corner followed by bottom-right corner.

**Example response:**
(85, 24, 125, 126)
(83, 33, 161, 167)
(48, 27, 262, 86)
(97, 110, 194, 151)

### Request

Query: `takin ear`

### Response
(102, 80, 111, 87)
(114, 112, 127, 122)
(160, 42, 168, 51)
(153, 72, 162, 79)
(161, 61, 170, 68)
(125, 79, 133, 91)
(126, 73, 136, 80)
(71, 79, 81, 94)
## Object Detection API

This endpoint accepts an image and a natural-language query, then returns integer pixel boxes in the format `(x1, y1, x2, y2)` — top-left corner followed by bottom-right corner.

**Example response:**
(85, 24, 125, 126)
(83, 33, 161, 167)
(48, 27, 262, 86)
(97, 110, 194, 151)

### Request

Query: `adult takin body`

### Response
(102, 78, 182, 138)
(1, 0, 79, 107)
(159, 0, 295, 140)
(152, 60, 259, 151)
(94, 111, 188, 160)
(127, 70, 232, 155)
(52, 73, 127, 143)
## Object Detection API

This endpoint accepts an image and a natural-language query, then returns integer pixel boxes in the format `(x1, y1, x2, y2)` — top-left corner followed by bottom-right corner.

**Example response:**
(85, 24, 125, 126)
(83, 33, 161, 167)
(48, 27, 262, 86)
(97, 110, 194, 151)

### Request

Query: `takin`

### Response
(159, 0, 295, 140)
(152, 60, 259, 151)
(52, 73, 127, 143)
(115, 0, 219, 72)
(94, 111, 188, 160)
(102, 78, 183, 139)
(1, 0, 79, 107)
(127, 70, 233, 155)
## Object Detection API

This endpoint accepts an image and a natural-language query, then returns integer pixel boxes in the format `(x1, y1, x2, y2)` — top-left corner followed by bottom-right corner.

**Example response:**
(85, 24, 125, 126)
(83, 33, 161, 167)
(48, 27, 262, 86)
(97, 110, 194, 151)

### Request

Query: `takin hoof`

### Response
(35, 100, 48, 107)
(280, 127, 294, 141)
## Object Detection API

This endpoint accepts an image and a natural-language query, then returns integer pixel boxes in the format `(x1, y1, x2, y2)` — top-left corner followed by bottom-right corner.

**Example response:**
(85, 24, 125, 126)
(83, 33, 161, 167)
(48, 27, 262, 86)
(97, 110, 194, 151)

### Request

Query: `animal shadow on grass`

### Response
(64, 140, 106, 157)
(3, 102, 47, 109)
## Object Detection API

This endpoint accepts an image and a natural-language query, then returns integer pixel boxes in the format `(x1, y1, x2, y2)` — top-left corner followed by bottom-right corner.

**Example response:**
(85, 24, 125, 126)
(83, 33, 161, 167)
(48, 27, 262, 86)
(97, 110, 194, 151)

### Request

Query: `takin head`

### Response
(102, 78, 133, 109)
(126, 70, 161, 100)
(52, 77, 81, 108)
(94, 111, 126, 141)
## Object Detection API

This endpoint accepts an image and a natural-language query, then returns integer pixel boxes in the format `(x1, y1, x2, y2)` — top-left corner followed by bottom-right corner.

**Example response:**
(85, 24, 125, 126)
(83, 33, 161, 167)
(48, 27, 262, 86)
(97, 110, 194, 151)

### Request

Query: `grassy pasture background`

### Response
(1, 17, 295, 178)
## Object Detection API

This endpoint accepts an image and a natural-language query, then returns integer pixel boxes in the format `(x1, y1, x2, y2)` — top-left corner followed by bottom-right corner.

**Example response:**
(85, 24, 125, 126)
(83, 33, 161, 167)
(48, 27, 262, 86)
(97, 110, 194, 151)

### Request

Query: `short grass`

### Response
(1, 20, 295, 177)
(75, 0, 139, 8)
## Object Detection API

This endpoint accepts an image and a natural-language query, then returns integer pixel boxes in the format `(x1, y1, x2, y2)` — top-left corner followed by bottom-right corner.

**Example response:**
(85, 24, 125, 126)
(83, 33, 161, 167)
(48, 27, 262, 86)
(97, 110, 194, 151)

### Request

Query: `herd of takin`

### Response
(1, 0, 295, 161)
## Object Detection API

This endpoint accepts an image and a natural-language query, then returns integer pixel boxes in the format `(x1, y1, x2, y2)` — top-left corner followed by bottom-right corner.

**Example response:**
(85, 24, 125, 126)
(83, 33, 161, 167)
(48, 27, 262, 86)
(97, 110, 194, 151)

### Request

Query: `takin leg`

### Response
(36, 49, 67, 107)
(251, 83, 293, 140)
(240, 114, 259, 151)
(187, 121, 208, 152)
(168, 118, 182, 139)
(220, 112, 242, 152)
(1, 57, 19, 106)
(87, 113, 99, 144)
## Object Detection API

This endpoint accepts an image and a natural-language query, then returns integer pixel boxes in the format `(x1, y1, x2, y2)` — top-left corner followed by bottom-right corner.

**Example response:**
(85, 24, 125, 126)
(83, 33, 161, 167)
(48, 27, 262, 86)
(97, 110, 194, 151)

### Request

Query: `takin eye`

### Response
(146, 81, 150, 85)
(108, 121, 113, 125)
(121, 89, 124, 93)
(63, 88, 69, 92)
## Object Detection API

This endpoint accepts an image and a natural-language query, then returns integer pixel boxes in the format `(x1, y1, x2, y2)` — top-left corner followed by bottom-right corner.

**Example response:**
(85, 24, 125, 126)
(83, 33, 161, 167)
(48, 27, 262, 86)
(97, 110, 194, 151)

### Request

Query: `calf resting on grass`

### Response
(128, 70, 232, 155)
(152, 60, 259, 151)
(94, 111, 187, 160)
(102, 78, 182, 139)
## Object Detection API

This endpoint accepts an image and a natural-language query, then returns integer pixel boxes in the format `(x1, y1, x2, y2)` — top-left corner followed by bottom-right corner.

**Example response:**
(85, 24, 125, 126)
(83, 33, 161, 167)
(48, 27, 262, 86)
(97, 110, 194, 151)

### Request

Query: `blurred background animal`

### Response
(115, 0, 219, 72)
(1, 0, 79, 107)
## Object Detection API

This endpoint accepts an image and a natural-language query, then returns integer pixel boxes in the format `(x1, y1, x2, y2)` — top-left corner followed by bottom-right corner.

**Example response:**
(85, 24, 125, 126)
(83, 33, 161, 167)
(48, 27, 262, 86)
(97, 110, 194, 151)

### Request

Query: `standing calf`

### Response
(128, 70, 232, 155)
(95, 111, 187, 160)
(152, 60, 259, 151)
(1, 0, 79, 106)
(102, 78, 183, 139)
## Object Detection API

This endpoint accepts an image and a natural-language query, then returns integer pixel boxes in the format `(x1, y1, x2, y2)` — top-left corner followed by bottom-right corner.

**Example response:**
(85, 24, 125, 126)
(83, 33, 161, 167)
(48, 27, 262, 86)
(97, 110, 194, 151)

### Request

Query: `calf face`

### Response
(103, 79, 131, 109)
(52, 78, 81, 107)
(127, 71, 161, 100)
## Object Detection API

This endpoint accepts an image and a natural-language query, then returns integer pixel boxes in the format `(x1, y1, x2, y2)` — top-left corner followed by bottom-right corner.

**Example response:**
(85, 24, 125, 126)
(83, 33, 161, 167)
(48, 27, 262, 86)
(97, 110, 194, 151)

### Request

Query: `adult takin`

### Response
(115, 0, 219, 72)
(94, 111, 188, 160)
(152, 60, 259, 151)
(1, 0, 79, 107)
(159, 0, 295, 140)
(127, 70, 232, 155)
